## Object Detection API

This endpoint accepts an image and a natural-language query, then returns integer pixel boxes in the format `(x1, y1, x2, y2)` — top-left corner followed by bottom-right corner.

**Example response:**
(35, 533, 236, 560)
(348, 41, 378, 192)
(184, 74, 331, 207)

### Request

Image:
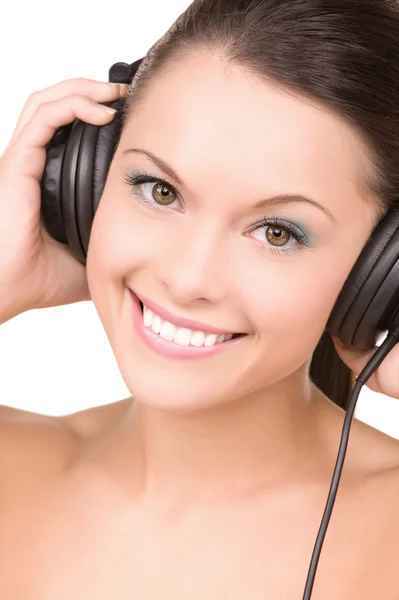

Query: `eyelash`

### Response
(121, 169, 311, 256)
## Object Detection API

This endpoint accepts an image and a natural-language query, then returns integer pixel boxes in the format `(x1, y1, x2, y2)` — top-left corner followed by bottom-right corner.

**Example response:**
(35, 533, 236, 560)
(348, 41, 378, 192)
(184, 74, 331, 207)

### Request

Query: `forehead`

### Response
(123, 52, 370, 209)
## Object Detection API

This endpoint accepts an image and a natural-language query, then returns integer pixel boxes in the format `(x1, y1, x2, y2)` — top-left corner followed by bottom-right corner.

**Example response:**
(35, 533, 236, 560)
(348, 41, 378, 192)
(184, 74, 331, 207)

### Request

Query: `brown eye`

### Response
(265, 224, 291, 246)
(152, 182, 177, 206)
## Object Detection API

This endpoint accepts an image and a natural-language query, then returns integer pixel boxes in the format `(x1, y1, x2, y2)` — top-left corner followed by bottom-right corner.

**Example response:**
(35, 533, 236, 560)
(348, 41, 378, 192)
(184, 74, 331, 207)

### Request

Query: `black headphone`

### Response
(39, 59, 399, 599)
(40, 59, 399, 354)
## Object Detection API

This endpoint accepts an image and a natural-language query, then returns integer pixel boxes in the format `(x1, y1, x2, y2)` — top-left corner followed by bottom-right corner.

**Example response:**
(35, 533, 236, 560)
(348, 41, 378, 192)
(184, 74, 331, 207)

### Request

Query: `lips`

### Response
(138, 301, 244, 339)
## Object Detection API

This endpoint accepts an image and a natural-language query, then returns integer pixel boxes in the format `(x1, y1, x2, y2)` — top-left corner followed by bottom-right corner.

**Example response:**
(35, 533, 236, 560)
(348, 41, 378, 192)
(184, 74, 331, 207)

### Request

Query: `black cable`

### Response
(302, 325, 399, 599)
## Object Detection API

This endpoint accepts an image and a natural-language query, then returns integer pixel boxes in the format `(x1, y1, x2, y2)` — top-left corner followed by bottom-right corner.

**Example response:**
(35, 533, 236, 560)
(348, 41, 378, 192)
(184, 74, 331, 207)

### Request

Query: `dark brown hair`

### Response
(122, 0, 399, 410)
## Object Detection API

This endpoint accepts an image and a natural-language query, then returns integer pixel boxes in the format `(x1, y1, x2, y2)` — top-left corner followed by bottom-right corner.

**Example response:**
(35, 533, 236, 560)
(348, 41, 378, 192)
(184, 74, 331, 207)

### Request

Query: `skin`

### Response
(1, 50, 399, 598)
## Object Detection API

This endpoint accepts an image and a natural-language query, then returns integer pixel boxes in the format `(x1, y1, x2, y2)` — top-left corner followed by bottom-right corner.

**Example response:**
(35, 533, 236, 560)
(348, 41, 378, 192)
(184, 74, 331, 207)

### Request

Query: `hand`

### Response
(0, 78, 128, 323)
(331, 335, 399, 399)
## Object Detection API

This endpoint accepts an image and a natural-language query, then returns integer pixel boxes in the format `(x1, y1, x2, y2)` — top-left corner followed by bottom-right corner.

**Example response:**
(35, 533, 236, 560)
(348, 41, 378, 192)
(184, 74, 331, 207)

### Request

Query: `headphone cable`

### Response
(302, 323, 399, 599)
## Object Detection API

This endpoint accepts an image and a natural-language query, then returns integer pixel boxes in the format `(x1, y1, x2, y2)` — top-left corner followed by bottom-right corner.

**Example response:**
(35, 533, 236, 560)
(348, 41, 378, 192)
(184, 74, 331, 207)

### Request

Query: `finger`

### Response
(7, 78, 127, 148)
(4, 94, 119, 180)
(332, 335, 379, 382)
(332, 335, 399, 397)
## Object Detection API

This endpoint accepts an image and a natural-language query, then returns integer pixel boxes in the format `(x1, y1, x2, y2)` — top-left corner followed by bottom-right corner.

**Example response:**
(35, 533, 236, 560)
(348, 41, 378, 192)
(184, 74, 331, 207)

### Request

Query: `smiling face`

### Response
(86, 51, 379, 413)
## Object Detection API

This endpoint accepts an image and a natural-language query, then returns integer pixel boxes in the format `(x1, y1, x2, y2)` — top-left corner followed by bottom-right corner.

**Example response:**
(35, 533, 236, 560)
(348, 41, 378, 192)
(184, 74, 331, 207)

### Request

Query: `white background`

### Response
(0, 0, 398, 439)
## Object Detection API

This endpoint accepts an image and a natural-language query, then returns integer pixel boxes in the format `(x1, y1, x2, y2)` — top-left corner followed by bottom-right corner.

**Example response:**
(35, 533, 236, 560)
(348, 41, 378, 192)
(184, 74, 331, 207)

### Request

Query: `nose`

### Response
(155, 222, 228, 306)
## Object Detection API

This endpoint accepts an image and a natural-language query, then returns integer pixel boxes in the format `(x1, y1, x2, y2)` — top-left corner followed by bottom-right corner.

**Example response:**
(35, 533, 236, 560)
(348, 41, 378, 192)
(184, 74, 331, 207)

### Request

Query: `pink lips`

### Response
(131, 289, 240, 336)
(129, 288, 247, 360)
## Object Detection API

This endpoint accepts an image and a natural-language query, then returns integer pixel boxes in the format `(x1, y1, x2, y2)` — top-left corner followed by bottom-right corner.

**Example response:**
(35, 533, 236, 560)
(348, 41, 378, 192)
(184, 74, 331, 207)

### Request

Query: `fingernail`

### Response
(100, 105, 117, 114)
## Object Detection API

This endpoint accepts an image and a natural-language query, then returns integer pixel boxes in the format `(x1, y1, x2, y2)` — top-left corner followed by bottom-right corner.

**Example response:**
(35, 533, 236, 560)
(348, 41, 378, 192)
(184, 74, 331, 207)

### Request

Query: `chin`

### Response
(116, 360, 225, 414)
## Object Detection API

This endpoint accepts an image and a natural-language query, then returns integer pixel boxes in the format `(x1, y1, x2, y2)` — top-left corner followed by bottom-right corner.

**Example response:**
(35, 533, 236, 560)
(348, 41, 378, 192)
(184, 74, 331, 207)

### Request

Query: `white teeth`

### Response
(151, 315, 162, 334)
(174, 328, 193, 346)
(141, 304, 233, 347)
(160, 320, 177, 341)
(191, 331, 205, 346)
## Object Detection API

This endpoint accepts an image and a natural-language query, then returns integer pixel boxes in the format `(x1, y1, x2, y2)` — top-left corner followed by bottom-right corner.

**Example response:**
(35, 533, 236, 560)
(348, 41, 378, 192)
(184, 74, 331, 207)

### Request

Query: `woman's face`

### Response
(86, 51, 378, 413)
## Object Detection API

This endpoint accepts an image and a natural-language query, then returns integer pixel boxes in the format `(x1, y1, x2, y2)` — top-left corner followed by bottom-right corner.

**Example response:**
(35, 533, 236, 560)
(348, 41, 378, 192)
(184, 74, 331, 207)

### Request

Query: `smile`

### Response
(140, 301, 242, 347)
(129, 289, 247, 360)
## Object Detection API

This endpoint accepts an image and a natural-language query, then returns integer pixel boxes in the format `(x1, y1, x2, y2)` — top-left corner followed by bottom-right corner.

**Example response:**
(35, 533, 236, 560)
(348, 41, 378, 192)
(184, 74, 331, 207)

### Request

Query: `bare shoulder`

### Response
(314, 395, 399, 575)
(359, 443, 399, 562)
(321, 394, 399, 531)
(0, 402, 78, 455)
(57, 396, 134, 439)
(0, 397, 133, 507)
(0, 403, 80, 504)
(315, 392, 399, 475)
(0, 397, 133, 514)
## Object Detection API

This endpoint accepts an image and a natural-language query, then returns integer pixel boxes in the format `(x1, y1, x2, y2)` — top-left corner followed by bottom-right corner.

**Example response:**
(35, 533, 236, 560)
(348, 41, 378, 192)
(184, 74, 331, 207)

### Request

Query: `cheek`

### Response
(86, 204, 130, 313)
(245, 264, 344, 344)
(87, 201, 142, 280)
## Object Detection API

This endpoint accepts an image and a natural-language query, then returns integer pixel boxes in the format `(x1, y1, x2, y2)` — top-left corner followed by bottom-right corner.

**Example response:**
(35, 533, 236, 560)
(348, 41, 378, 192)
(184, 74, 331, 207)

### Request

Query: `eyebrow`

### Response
(122, 147, 336, 224)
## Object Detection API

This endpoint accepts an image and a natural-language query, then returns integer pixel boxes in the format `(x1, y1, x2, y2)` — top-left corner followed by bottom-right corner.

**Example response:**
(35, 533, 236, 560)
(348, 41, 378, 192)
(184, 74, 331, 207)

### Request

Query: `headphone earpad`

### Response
(61, 119, 87, 263)
(74, 97, 126, 263)
(40, 123, 73, 245)
(326, 206, 399, 349)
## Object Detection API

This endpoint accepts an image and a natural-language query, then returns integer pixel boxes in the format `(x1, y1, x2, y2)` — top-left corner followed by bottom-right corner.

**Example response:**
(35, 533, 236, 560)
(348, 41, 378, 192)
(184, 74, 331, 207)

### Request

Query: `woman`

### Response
(1, 0, 399, 597)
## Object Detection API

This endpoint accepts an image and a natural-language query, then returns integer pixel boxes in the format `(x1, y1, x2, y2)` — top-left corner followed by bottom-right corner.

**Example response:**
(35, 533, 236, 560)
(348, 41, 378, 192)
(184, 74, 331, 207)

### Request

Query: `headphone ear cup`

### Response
(61, 118, 87, 264)
(74, 117, 99, 259)
(75, 96, 126, 264)
(326, 206, 399, 350)
(41, 59, 142, 262)
(40, 123, 73, 244)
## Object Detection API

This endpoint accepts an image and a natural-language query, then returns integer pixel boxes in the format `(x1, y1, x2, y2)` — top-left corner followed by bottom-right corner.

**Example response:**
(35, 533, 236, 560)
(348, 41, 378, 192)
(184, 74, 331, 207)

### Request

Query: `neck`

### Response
(88, 373, 327, 504)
